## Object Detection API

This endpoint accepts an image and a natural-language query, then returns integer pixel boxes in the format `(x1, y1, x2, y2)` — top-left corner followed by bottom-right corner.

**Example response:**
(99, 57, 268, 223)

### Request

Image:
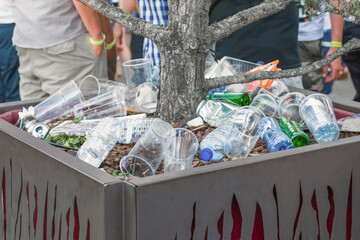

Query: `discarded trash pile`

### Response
(5, 57, 360, 179)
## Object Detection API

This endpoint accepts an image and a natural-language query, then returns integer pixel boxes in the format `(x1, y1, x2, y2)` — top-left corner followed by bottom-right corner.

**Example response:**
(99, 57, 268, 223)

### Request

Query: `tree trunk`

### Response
(156, 0, 211, 122)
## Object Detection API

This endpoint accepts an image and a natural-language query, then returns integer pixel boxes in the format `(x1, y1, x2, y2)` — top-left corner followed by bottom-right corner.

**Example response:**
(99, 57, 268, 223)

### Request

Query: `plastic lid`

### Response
(199, 148, 213, 161)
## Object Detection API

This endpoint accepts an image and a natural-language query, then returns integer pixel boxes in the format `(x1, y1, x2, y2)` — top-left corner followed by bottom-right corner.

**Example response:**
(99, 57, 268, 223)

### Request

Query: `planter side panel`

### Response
(134, 138, 360, 240)
(0, 127, 113, 240)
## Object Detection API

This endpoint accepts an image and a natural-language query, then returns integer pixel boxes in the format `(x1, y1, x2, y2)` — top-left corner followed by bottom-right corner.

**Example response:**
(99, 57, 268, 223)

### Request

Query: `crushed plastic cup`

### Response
(78, 75, 127, 100)
(76, 117, 119, 167)
(163, 128, 199, 173)
(250, 89, 278, 117)
(226, 106, 266, 158)
(299, 94, 340, 143)
(73, 90, 126, 120)
(122, 58, 159, 89)
(34, 80, 85, 123)
(120, 119, 175, 177)
(125, 82, 158, 113)
(278, 92, 306, 123)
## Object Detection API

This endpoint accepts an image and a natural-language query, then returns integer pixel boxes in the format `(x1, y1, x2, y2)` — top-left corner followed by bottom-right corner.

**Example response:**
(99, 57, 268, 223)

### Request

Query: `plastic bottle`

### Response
(118, 118, 157, 144)
(207, 86, 226, 95)
(77, 117, 119, 167)
(199, 124, 240, 161)
(196, 100, 241, 127)
(279, 116, 309, 148)
(207, 92, 251, 106)
(257, 117, 294, 152)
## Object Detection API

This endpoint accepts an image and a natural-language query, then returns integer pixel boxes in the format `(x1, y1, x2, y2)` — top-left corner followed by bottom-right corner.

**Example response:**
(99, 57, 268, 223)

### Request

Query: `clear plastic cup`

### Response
(73, 90, 126, 120)
(278, 92, 306, 122)
(163, 128, 199, 173)
(120, 119, 175, 177)
(226, 106, 266, 158)
(34, 80, 85, 123)
(125, 82, 158, 114)
(299, 94, 340, 143)
(265, 79, 290, 98)
(122, 58, 159, 89)
(250, 89, 278, 117)
(78, 75, 128, 100)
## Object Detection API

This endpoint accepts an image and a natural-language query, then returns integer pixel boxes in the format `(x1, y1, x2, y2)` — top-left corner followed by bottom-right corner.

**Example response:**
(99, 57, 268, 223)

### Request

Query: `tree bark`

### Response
(156, 0, 212, 122)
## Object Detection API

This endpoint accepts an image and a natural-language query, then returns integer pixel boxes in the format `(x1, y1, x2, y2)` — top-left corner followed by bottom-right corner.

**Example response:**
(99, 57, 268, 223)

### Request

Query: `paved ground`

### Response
(329, 73, 356, 101)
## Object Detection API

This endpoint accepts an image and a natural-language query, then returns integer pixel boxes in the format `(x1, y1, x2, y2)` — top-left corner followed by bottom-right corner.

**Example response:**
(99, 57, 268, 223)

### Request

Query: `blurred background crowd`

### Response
(0, 0, 359, 104)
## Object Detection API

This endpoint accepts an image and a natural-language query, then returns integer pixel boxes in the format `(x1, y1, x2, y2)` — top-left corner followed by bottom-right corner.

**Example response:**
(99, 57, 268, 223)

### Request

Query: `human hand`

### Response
(323, 47, 343, 83)
(113, 23, 124, 51)
(91, 44, 104, 57)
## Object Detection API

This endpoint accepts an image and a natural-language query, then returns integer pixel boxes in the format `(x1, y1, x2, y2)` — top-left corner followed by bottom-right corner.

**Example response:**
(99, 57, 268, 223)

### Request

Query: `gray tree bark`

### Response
(77, 0, 360, 122)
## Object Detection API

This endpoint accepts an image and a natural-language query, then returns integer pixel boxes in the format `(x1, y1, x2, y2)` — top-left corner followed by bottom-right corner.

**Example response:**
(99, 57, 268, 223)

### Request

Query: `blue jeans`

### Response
(0, 23, 20, 102)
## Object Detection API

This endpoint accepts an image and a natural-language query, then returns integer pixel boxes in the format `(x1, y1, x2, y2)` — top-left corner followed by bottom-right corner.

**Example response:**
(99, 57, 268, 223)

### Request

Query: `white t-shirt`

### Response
(12, 0, 86, 48)
(0, 0, 15, 23)
(298, 14, 325, 41)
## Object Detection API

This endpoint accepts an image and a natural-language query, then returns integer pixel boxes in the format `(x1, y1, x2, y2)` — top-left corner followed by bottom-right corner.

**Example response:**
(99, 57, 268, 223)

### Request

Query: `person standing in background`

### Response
(342, 18, 360, 102)
(12, 0, 108, 100)
(209, 0, 303, 89)
(0, 0, 20, 103)
(297, 3, 343, 93)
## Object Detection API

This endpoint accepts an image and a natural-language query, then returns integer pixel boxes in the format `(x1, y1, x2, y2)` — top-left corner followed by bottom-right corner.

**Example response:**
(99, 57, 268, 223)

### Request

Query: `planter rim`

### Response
(1, 88, 360, 187)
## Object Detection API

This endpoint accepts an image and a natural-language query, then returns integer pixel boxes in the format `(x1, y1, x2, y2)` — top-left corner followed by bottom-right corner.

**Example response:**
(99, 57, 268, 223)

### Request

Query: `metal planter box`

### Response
(1, 89, 360, 240)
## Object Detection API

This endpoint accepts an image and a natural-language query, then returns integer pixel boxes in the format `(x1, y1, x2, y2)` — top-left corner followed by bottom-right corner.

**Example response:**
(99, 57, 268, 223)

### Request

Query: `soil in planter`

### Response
(100, 123, 360, 176)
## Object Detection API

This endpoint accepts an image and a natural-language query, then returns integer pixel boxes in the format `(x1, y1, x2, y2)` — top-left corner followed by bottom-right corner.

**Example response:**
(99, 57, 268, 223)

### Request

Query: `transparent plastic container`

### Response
(206, 56, 258, 78)
(73, 90, 126, 120)
(125, 82, 158, 114)
(117, 118, 157, 144)
(278, 92, 306, 123)
(120, 119, 175, 177)
(196, 100, 241, 127)
(78, 75, 128, 100)
(199, 124, 240, 161)
(258, 117, 294, 152)
(226, 106, 266, 158)
(299, 94, 340, 143)
(122, 58, 159, 89)
(250, 89, 278, 117)
(76, 117, 119, 167)
(34, 80, 85, 123)
(163, 128, 199, 173)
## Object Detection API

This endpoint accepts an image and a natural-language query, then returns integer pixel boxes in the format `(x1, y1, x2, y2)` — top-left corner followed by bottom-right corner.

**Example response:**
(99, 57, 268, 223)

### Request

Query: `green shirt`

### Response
(210, 0, 301, 70)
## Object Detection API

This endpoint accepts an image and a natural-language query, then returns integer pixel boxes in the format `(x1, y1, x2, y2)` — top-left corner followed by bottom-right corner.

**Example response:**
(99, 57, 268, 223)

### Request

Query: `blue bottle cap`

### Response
(200, 148, 213, 161)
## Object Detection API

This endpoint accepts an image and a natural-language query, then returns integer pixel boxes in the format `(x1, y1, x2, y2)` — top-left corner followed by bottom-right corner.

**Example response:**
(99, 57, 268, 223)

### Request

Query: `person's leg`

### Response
(343, 21, 360, 102)
(298, 39, 324, 92)
(16, 46, 45, 100)
(0, 23, 20, 102)
(33, 32, 107, 97)
(342, 52, 360, 102)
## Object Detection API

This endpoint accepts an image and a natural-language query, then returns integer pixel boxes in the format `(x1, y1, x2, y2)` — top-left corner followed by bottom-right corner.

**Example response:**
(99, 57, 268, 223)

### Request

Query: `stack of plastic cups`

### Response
(73, 90, 127, 120)
(299, 94, 339, 143)
(34, 80, 85, 123)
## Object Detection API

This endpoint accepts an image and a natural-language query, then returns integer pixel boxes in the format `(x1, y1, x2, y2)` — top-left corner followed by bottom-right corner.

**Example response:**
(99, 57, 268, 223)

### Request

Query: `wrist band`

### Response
(330, 41, 342, 47)
(105, 38, 116, 50)
(89, 34, 105, 46)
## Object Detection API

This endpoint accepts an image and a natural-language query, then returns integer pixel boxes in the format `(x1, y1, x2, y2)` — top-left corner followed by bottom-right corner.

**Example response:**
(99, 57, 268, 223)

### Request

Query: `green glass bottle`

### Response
(279, 116, 309, 147)
(206, 92, 251, 106)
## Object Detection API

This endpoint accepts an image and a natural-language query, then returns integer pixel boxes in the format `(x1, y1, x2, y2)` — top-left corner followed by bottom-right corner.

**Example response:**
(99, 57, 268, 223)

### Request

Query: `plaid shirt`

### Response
(138, 0, 168, 67)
